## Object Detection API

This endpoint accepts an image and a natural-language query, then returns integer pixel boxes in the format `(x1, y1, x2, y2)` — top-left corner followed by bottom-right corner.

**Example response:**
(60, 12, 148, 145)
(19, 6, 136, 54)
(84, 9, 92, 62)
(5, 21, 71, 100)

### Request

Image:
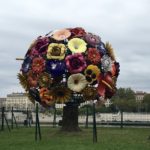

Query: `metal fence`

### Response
(1, 107, 150, 127)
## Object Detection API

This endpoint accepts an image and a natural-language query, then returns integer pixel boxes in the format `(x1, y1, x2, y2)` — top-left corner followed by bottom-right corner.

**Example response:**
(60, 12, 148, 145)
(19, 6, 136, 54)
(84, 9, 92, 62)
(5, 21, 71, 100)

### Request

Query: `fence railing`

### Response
(1, 107, 150, 127)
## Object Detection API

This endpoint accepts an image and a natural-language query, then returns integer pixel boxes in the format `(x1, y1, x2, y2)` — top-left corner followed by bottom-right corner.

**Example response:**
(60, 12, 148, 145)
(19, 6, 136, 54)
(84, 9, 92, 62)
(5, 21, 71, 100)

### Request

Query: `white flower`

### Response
(101, 55, 112, 72)
(67, 73, 87, 92)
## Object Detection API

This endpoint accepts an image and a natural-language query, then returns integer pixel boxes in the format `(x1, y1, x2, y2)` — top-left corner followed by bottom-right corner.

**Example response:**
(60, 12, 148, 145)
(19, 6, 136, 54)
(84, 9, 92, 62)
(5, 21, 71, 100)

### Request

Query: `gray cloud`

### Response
(0, 0, 150, 97)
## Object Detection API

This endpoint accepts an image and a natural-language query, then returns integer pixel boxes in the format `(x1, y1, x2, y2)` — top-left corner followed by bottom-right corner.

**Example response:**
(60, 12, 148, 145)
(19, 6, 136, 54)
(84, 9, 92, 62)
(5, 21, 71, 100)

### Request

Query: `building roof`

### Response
(7, 92, 27, 97)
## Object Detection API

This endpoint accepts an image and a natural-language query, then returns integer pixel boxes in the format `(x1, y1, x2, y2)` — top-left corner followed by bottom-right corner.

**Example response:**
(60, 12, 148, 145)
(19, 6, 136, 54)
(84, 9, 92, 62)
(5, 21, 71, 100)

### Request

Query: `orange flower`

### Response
(52, 29, 71, 41)
(39, 88, 55, 106)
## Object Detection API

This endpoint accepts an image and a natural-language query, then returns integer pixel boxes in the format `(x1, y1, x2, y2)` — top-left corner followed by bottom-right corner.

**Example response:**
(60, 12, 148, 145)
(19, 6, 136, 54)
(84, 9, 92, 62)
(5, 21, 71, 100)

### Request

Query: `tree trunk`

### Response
(61, 102, 81, 132)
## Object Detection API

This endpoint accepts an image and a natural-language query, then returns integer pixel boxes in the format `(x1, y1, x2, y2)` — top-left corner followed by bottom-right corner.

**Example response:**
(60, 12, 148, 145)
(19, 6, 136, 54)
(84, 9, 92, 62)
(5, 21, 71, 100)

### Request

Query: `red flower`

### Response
(27, 71, 38, 88)
(32, 57, 45, 74)
(70, 27, 86, 37)
(98, 73, 115, 98)
(87, 48, 101, 64)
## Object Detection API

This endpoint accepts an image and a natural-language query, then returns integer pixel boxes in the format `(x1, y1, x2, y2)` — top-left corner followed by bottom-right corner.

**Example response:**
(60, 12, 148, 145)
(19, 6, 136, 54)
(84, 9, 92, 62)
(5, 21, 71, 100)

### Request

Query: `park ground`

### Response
(0, 127, 150, 150)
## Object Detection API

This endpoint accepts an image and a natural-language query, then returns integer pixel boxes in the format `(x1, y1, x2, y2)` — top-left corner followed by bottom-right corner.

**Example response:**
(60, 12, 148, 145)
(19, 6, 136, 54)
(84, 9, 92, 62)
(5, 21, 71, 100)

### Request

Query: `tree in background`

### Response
(111, 88, 137, 112)
(143, 94, 150, 112)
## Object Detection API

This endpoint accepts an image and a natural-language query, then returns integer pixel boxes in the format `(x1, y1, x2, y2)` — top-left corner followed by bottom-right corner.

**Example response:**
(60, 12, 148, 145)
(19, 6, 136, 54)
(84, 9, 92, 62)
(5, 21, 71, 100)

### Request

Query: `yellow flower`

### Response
(47, 43, 66, 60)
(84, 65, 100, 84)
(85, 65, 100, 78)
(68, 38, 87, 53)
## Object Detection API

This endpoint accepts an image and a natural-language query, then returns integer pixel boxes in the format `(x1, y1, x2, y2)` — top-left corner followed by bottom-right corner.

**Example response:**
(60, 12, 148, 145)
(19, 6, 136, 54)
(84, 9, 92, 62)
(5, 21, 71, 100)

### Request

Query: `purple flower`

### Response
(84, 33, 101, 47)
(46, 60, 66, 77)
(35, 36, 49, 50)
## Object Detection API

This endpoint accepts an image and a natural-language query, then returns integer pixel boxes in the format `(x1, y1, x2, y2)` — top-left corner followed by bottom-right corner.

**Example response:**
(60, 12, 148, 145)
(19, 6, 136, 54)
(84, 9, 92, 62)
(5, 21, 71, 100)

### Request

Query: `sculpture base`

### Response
(61, 102, 81, 132)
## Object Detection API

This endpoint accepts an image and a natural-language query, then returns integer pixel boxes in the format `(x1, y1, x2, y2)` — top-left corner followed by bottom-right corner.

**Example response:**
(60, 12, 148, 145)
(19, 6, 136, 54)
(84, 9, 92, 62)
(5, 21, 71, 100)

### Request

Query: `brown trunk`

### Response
(61, 103, 81, 132)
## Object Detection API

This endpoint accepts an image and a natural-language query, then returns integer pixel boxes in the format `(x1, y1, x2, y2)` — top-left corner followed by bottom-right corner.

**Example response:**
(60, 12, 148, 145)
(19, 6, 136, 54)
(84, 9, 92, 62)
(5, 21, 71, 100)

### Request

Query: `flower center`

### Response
(52, 46, 61, 56)
(74, 79, 79, 84)
(71, 58, 81, 69)
(57, 90, 64, 97)
(42, 76, 48, 82)
(74, 45, 79, 49)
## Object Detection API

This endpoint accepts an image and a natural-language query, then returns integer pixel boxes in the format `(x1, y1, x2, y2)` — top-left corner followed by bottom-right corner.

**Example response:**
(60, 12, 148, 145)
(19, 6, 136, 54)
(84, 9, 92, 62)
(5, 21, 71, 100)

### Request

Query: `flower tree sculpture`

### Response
(18, 27, 120, 131)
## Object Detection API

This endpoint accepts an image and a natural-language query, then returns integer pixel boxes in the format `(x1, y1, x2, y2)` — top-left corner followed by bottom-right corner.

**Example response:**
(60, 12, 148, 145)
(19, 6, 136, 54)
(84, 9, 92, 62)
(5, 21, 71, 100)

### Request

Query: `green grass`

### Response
(0, 127, 150, 150)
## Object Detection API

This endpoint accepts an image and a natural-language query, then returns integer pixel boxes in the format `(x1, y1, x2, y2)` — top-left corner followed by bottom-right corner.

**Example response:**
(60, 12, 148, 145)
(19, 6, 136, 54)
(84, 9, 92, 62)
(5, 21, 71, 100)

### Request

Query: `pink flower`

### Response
(52, 29, 71, 41)
(31, 57, 45, 74)
(65, 53, 86, 73)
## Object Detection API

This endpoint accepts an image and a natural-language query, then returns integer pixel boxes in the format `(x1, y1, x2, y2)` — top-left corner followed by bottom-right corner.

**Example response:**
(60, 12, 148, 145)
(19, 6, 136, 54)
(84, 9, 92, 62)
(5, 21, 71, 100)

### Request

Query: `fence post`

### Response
(27, 108, 29, 127)
(1, 107, 5, 131)
(35, 103, 41, 141)
(85, 105, 89, 128)
(53, 105, 56, 128)
(93, 103, 97, 143)
(11, 107, 14, 129)
(120, 110, 123, 129)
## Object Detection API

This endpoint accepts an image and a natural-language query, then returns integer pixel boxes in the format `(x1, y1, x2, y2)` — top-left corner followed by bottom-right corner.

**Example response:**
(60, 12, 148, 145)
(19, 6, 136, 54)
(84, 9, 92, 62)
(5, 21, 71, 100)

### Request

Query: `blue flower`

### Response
(46, 60, 66, 77)
(97, 42, 106, 55)
(21, 57, 32, 73)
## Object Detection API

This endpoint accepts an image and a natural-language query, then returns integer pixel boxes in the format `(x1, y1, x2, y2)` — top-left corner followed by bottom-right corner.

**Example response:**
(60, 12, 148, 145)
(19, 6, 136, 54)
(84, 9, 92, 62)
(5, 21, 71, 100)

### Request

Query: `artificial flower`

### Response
(97, 42, 107, 55)
(111, 63, 116, 76)
(67, 73, 87, 92)
(101, 55, 112, 73)
(29, 49, 39, 58)
(27, 71, 38, 88)
(114, 62, 120, 77)
(27, 37, 49, 56)
(21, 56, 32, 73)
(46, 60, 66, 77)
(29, 88, 41, 103)
(52, 29, 71, 41)
(47, 43, 66, 60)
(105, 42, 116, 61)
(38, 72, 52, 87)
(52, 86, 71, 103)
(39, 88, 54, 106)
(87, 48, 101, 64)
(98, 73, 114, 97)
(82, 87, 97, 101)
(84, 33, 101, 47)
(68, 38, 87, 53)
(31, 57, 45, 74)
(65, 53, 86, 73)
(84, 65, 100, 84)
(70, 27, 86, 37)
(105, 86, 116, 99)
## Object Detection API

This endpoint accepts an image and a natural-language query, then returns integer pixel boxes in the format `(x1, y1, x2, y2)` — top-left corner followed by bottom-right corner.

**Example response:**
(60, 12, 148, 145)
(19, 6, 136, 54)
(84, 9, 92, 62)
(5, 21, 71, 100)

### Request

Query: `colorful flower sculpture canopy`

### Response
(18, 27, 120, 107)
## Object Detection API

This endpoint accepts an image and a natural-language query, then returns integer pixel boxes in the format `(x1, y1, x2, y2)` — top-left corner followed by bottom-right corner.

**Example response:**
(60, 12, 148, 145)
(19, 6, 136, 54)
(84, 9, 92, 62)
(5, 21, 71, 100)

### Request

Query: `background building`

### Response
(135, 91, 146, 102)
(5, 93, 35, 111)
(0, 98, 6, 108)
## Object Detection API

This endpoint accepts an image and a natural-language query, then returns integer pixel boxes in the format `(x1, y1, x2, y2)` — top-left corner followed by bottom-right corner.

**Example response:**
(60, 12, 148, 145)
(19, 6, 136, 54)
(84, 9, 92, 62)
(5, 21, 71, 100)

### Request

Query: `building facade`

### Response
(135, 91, 146, 102)
(0, 98, 6, 108)
(5, 93, 35, 111)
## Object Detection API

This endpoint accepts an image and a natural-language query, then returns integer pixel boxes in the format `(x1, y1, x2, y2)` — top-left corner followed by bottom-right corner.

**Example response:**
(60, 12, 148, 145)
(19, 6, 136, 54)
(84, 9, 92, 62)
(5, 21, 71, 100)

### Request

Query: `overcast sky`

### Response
(0, 0, 150, 97)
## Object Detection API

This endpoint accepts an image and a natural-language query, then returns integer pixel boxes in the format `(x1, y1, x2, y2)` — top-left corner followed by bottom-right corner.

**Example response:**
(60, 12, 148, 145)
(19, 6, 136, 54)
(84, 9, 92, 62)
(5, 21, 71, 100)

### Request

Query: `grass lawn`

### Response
(0, 127, 150, 150)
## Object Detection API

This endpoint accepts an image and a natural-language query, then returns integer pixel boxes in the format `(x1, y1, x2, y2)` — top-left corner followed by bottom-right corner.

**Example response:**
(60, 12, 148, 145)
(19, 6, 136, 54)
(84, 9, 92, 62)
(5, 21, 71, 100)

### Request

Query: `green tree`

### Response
(143, 94, 150, 112)
(111, 88, 136, 112)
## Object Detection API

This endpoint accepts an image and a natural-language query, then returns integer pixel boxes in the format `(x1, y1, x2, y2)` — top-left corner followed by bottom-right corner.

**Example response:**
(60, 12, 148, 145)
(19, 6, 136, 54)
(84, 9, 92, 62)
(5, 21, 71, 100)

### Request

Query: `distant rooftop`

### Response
(7, 92, 27, 97)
